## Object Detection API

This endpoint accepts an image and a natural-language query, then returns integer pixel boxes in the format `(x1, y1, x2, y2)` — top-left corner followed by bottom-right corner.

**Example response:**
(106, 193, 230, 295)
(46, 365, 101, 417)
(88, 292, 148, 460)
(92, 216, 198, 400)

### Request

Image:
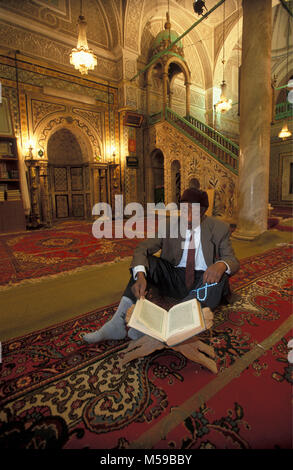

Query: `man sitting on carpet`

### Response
(83, 188, 240, 344)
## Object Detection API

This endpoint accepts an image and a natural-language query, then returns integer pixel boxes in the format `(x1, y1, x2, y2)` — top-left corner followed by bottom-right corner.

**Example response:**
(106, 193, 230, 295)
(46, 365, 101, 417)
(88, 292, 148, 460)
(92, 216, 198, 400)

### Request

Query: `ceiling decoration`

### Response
(0, 0, 289, 90)
(0, 0, 117, 50)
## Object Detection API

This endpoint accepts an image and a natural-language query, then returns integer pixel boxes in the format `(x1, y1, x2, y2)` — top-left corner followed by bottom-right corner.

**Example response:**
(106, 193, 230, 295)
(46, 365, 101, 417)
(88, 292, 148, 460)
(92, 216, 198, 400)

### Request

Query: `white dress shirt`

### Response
(176, 226, 207, 270)
(132, 226, 230, 279)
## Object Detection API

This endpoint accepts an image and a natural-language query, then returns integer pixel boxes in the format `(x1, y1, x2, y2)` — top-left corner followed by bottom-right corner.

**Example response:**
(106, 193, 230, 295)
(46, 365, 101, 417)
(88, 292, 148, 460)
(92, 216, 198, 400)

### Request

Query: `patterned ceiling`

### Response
(0, 0, 121, 50)
(0, 0, 290, 87)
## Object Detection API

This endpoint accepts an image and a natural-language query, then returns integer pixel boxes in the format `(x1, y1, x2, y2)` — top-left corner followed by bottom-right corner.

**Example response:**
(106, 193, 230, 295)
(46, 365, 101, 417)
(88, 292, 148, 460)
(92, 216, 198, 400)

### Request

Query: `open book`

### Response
(128, 298, 206, 347)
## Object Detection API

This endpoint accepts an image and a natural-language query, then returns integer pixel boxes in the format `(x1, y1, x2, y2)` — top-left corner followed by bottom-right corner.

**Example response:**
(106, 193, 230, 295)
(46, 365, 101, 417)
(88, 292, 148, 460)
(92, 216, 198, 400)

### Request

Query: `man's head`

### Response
(180, 188, 209, 229)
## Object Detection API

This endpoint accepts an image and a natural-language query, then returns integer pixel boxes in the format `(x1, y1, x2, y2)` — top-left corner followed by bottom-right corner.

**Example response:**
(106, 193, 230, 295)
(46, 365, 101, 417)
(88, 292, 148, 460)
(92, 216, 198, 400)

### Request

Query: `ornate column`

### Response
(185, 82, 191, 117)
(39, 160, 52, 226)
(233, 0, 272, 240)
(26, 159, 41, 227)
(109, 162, 121, 209)
(90, 162, 100, 204)
(98, 164, 108, 203)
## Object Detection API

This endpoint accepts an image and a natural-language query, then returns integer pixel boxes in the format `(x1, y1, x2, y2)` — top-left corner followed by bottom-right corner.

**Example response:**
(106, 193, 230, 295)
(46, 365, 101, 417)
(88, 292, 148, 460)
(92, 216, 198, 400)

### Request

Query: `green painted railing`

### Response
(148, 107, 239, 173)
(185, 114, 239, 158)
(148, 102, 292, 174)
(275, 102, 293, 120)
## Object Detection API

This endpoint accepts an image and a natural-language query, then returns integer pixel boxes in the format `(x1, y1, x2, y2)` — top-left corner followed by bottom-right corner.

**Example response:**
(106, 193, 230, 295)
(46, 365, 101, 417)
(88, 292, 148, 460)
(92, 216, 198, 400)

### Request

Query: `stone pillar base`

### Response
(232, 229, 264, 241)
(232, 219, 268, 239)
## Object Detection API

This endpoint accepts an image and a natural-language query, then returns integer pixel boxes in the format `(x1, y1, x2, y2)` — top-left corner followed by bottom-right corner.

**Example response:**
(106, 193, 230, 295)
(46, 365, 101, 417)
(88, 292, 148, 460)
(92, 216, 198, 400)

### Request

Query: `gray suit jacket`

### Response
(130, 216, 240, 275)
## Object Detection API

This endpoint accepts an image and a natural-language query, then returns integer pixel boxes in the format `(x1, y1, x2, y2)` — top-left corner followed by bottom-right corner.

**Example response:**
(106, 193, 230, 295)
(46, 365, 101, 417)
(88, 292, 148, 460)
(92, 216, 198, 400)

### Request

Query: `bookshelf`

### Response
(0, 136, 26, 232)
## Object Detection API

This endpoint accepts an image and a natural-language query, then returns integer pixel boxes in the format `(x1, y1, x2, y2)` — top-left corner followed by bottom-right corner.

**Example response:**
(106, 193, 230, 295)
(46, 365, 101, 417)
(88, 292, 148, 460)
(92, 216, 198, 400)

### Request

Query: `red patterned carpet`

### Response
(0, 219, 291, 287)
(0, 245, 292, 449)
(0, 220, 149, 287)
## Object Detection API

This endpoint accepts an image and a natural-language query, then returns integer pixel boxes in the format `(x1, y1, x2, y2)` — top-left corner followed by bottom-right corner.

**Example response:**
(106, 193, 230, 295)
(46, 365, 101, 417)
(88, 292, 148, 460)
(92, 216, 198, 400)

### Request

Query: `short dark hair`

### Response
(180, 188, 209, 208)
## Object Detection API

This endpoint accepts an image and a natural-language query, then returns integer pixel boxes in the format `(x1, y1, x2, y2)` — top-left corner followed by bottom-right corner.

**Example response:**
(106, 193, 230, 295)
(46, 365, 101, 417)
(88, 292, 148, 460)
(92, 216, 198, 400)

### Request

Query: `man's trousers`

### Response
(123, 255, 231, 310)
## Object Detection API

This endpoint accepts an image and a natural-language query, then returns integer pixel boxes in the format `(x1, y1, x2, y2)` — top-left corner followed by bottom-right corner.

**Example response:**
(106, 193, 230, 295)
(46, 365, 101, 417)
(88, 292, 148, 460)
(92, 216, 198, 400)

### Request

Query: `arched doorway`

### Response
(47, 128, 92, 220)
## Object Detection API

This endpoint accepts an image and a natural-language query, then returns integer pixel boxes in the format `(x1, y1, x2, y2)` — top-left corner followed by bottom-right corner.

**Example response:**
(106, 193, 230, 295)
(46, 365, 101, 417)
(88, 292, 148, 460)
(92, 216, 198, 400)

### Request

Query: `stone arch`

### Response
(124, 0, 144, 52)
(47, 128, 83, 165)
(34, 112, 103, 162)
(164, 56, 191, 84)
(165, 56, 191, 115)
(100, 0, 123, 48)
(146, 55, 191, 115)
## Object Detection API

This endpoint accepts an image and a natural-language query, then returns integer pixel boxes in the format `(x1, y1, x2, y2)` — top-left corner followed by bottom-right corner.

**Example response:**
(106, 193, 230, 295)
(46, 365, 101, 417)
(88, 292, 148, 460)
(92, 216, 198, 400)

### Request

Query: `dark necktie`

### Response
(185, 232, 195, 290)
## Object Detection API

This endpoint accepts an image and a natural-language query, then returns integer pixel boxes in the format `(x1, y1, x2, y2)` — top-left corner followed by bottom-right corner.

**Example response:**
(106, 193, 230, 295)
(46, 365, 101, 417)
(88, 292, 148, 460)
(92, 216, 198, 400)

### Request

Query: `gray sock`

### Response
(83, 296, 134, 344)
(128, 327, 145, 340)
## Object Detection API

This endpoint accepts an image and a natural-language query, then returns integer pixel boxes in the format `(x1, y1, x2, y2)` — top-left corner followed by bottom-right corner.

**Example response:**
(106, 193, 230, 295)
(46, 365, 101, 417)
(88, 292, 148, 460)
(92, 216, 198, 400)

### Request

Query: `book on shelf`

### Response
(0, 163, 19, 179)
(6, 190, 21, 201)
(0, 191, 5, 201)
(128, 297, 206, 347)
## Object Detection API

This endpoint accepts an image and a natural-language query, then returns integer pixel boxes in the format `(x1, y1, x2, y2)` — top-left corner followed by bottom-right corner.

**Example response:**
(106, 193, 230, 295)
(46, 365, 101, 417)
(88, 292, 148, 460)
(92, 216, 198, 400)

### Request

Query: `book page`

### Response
(137, 299, 166, 337)
(166, 300, 201, 337)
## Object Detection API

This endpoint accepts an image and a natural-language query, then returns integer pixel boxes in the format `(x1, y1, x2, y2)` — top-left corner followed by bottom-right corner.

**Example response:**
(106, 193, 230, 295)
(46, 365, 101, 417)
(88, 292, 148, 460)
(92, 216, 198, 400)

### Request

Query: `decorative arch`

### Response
(164, 55, 191, 84)
(124, 0, 145, 52)
(34, 113, 103, 162)
(100, 0, 123, 48)
(146, 55, 191, 116)
(47, 128, 83, 165)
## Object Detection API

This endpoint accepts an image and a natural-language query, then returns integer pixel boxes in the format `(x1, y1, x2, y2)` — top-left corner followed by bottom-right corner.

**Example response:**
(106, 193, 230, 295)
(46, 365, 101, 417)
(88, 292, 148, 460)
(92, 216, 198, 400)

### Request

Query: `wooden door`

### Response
(50, 165, 91, 220)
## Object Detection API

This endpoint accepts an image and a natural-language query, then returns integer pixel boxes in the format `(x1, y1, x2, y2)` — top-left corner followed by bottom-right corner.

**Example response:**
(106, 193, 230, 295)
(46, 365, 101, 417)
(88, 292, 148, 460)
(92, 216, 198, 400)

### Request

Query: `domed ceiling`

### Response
(0, 0, 121, 50)
(0, 0, 290, 89)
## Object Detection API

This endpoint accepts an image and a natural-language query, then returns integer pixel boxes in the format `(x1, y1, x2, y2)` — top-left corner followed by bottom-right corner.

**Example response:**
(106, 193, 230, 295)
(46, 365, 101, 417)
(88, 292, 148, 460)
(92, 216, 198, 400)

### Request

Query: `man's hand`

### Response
(131, 272, 147, 299)
(203, 262, 227, 284)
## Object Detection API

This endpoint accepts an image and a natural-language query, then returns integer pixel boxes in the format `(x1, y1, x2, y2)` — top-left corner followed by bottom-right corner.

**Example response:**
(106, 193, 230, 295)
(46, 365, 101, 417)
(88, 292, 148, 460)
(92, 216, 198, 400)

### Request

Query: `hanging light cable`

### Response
(215, 1, 232, 113)
(70, 0, 97, 75)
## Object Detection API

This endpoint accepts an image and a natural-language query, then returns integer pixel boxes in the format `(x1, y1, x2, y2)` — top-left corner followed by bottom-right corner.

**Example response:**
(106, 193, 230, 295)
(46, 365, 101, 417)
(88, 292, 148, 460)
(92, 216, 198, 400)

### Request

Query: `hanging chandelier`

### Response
(215, 1, 232, 114)
(215, 79, 232, 113)
(70, 2, 97, 75)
